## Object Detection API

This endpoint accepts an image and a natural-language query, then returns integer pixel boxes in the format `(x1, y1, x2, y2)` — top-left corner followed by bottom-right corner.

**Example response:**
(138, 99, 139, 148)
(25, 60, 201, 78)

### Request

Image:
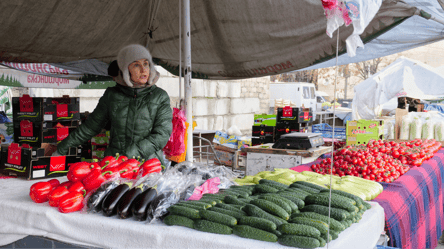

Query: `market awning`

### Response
(0, 0, 441, 81)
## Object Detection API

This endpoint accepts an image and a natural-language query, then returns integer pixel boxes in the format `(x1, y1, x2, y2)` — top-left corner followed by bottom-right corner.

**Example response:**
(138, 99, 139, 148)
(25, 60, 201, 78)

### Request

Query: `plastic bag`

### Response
(163, 108, 187, 157)
(435, 122, 444, 141)
(400, 116, 411, 140)
(422, 120, 435, 140)
(83, 179, 120, 213)
(409, 118, 423, 140)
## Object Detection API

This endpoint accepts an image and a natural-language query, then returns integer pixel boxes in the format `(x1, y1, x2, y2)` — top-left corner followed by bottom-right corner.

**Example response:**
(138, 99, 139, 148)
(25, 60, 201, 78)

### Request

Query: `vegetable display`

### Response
(163, 179, 372, 248)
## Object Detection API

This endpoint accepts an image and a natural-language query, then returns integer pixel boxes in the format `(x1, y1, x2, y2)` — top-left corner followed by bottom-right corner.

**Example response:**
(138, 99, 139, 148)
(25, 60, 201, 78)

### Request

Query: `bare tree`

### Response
(355, 58, 382, 80)
(271, 70, 319, 89)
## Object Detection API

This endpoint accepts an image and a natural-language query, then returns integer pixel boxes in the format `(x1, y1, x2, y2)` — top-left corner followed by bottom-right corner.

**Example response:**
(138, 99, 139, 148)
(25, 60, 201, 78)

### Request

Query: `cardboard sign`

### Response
(282, 106, 293, 117)
(7, 143, 22, 165)
(20, 120, 34, 137)
(56, 104, 68, 117)
(19, 94, 34, 112)
(57, 127, 69, 141)
(49, 156, 66, 172)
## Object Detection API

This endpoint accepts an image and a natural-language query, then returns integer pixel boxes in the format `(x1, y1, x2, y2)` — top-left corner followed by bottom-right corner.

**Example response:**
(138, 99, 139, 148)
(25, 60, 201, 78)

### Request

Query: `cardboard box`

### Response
(13, 121, 78, 147)
(252, 125, 274, 137)
(254, 114, 276, 126)
(237, 138, 251, 150)
(346, 119, 384, 137)
(274, 122, 302, 141)
(213, 130, 239, 149)
(251, 135, 274, 146)
(12, 95, 43, 122)
(346, 134, 383, 146)
(277, 107, 300, 123)
(298, 111, 313, 123)
(0, 143, 81, 180)
(213, 144, 237, 166)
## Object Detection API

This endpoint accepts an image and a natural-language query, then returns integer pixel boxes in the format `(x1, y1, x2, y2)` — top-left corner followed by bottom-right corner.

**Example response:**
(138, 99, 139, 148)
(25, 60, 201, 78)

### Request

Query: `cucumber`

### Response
(194, 219, 232, 235)
(276, 192, 305, 209)
(163, 214, 194, 229)
(199, 197, 223, 204)
(320, 188, 366, 207)
(285, 187, 311, 196)
(330, 229, 339, 240)
(263, 194, 298, 213)
(178, 201, 211, 209)
(196, 199, 218, 206)
(250, 199, 290, 220)
(289, 184, 320, 194)
(239, 216, 277, 233)
(218, 190, 240, 197)
(278, 223, 321, 238)
(228, 187, 253, 196)
(208, 206, 247, 219)
(259, 179, 289, 190)
(215, 203, 243, 212)
(362, 201, 372, 210)
(289, 217, 329, 235)
(224, 195, 249, 205)
(292, 181, 326, 191)
(242, 204, 288, 226)
(278, 235, 320, 248)
(258, 195, 292, 214)
(202, 193, 225, 200)
(233, 225, 278, 242)
(188, 200, 214, 208)
(167, 205, 200, 219)
(292, 212, 345, 231)
(254, 184, 279, 194)
(318, 192, 364, 210)
(305, 194, 357, 212)
(199, 209, 237, 227)
(175, 202, 206, 211)
(316, 235, 326, 247)
(279, 189, 309, 200)
(303, 204, 350, 221)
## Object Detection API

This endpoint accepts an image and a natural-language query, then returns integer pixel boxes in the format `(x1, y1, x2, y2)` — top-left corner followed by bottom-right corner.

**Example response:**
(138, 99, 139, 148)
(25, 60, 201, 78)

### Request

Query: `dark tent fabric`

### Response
(0, 0, 440, 80)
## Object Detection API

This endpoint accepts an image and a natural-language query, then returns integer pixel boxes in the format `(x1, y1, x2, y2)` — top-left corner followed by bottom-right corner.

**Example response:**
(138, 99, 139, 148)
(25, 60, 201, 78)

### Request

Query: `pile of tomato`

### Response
(311, 139, 442, 183)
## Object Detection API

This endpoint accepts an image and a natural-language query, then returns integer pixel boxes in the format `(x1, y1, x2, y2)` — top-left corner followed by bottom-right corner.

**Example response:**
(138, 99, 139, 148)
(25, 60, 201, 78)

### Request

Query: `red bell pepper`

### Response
(140, 158, 162, 177)
(67, 171, 81, 182)
(58, 192, 84, 213)
(59, 181, 72, 189)
(68, 162, 92, 182)
(99, 155, 118, 169)
(47, 179, 60, 188)
(82, 169, 111, 191)
(29, 181, 53, 203)
(48, 186, 70, 207)
(117, 155, 128, 163)
(68, 182, 86, 196)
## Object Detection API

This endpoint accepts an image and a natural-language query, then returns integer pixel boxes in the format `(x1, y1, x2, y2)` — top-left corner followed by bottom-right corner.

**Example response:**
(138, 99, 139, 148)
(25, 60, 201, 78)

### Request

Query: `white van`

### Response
(269, 82, 318, 119)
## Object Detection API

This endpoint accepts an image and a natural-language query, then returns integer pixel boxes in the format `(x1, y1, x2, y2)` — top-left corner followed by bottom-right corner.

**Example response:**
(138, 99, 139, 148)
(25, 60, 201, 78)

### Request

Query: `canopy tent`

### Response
(352, 57, 444, 120)
(0, 0, 442, 81)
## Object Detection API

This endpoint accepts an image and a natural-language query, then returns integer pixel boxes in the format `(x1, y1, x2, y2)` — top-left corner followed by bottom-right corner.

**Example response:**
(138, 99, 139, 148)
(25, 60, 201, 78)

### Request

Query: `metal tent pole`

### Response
(183, 0, 193, 162)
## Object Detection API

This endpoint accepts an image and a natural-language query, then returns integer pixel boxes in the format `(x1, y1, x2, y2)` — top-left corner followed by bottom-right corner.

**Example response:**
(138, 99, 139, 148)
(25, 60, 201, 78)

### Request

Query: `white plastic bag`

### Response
(409, 118, 423, 140)
(400, 116, 411, 140)
(435, 122, 444, 141)
(422, 120, 435, 140)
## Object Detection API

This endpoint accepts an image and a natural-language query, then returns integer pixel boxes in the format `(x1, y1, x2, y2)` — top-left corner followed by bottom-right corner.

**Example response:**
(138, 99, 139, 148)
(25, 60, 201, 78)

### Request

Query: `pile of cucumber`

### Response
(163, 179, 372, 248)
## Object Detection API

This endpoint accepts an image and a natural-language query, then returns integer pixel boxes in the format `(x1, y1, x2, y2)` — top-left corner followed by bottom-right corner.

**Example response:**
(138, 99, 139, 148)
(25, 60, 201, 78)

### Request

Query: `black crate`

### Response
(12, 95, 43, 122)
(252, 125, 274, 137)
(251, 135, 274, 146)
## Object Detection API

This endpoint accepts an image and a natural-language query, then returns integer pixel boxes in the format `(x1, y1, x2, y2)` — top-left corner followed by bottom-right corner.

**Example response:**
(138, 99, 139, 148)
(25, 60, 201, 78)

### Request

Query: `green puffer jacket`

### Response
(57, 84, 173, 164)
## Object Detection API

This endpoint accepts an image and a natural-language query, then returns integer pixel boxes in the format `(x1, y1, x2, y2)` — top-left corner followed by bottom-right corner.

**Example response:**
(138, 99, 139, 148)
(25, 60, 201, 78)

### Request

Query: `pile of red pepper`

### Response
(29, 154, 163, 213)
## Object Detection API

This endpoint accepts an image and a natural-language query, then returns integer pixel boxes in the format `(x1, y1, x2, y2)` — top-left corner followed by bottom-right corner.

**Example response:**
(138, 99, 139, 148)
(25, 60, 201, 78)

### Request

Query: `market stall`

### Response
(0, 175, 384, 249)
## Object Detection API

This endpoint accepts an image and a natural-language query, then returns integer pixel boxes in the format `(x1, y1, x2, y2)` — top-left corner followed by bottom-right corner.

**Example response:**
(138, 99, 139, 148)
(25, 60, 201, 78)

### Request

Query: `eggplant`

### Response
(132, 188, 158, 221)
(117, 183, 149, 219)
(87, 181, 119, 213)
(146, 191, 175, 221)
(101, 182, 133, 216)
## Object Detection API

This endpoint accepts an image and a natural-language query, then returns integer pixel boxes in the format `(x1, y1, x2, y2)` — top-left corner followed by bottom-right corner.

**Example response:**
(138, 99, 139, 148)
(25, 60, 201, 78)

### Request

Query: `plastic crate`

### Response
(312, 123, 346, 139)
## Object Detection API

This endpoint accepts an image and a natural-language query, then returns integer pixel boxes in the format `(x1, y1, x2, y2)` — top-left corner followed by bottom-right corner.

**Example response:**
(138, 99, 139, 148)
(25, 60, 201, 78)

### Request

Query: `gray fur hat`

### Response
(117, 44, 158, 88)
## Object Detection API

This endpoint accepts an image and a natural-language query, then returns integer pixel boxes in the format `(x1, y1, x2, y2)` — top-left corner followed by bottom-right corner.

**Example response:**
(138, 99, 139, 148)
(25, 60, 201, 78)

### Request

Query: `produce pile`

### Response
(235, 168, 382, 201)
(29, 159, 239, 220)
(311, 139, 442, 183)
(29, 154, 164, 213)
(163, 179, 372, 248)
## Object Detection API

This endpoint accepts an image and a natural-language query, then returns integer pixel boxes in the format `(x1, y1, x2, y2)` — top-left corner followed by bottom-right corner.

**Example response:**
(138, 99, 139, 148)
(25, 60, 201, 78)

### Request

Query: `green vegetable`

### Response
(316, 236, 326, 247)
(208, 206, 247, 219)
(239, 216, 277, 233)
(292, 181, 326, 191)
(250, 199, 290, 220)
(330, 229, 339, 240)
(292, 212, 345, 231)
(199, 209, 237, 227)
(194, 219, 232, 235)
(319, 189, 365, 209)
(163, 214, 194, 228)
(215, 202, 243, 212)
(289, 217, 329, 235)
(303, 204, 350, 221)
(220, 189, 249, 198)
(318, 192, 364, 210)
(167, 205, 200, 219)
(278, 235, 320, 248)
(279, 189, 309, 200)
(242, 204, 288, 226)
(305, 194, 357, 212)
(276, 192, 305, 209)
(224, 195, 249, 205)
(199, 197, 223, 204)
(254, 184, 279, 194)
(259, 179, 289, 190)
(258, 195, 292, 214)
(289, 184, 320, 194)
(224, 188, 252, 197)
(196, 199, 218, 206)
(362, 201, 372, 210)
(278, 223, 321, 237)
(267, 194, 298, 213)
(233, 225, 278, 242)
(178, 201, 211, 209)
